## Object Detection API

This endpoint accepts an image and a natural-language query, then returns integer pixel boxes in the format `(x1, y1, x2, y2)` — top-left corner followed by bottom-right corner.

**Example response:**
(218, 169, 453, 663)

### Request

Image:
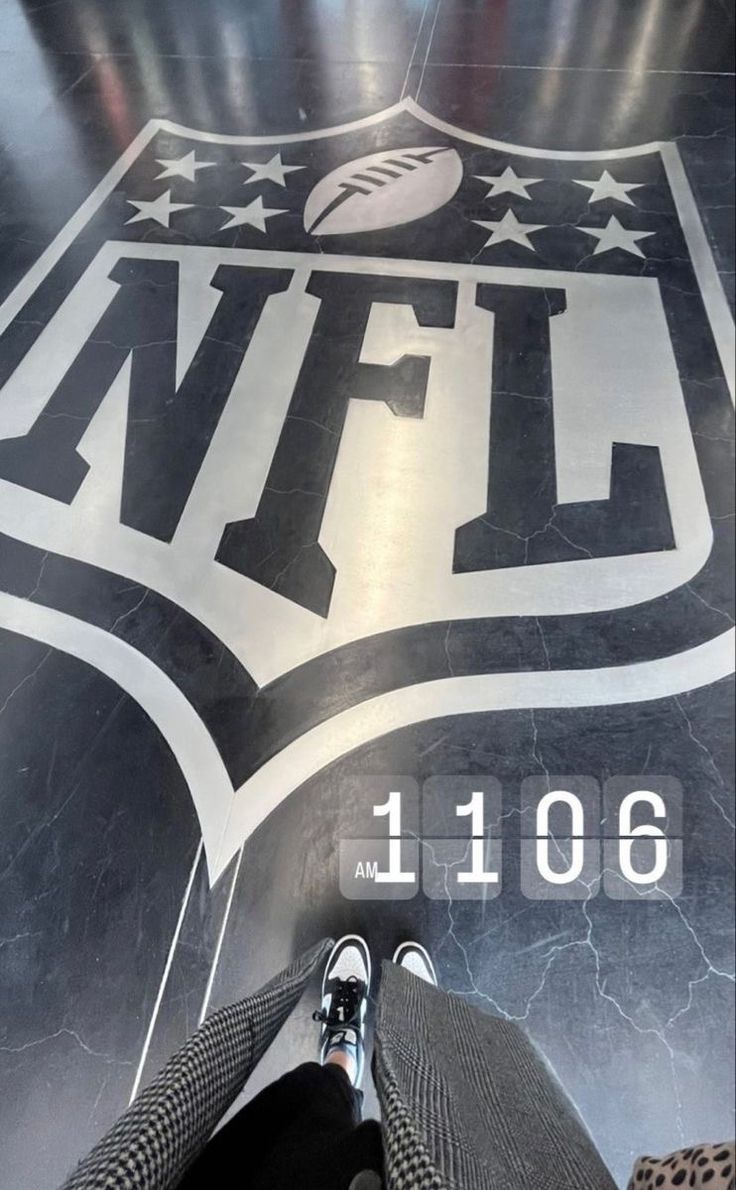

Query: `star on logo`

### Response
(475, 166, 542, 200)
(473, 208, 547, 252)
(574, 169, 643, 206)
(242, 153, 305, 187)
(580, 214, 654, 258)
(155, 151, 216, 182)
(125, 190, 192, 228)
(219, 196, 288, 232)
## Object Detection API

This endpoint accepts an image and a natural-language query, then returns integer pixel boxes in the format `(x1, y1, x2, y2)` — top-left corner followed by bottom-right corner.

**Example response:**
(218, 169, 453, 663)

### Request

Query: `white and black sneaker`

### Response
(313, 935, 371, 1087)
(392, 941, 437, 986)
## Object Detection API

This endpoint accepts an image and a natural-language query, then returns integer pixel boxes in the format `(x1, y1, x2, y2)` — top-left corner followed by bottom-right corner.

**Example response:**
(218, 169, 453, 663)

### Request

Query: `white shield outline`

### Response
(0, 98, 733, 882)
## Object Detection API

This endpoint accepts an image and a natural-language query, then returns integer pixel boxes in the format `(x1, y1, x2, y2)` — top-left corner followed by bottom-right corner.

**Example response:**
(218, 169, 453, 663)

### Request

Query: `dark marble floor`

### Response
(0, 2, 733, 1188)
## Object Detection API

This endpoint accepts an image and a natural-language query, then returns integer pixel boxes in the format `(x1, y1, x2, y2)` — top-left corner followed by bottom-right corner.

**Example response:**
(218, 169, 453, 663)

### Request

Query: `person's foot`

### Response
(392, 941, 437, 986)
(313, 935, 371, 1087)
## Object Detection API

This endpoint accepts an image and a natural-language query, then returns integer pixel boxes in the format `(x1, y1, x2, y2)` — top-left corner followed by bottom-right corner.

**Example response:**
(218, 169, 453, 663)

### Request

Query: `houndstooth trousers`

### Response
(61, 938, 616, 1190)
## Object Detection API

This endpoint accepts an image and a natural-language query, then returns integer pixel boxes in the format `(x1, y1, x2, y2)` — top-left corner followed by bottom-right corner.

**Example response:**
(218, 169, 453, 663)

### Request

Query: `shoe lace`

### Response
(312, 975, 363, 1035)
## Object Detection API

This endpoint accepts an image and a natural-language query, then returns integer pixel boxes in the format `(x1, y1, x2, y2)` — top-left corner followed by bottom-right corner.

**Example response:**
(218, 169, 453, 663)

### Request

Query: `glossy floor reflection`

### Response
(0, 2, 733, 1188)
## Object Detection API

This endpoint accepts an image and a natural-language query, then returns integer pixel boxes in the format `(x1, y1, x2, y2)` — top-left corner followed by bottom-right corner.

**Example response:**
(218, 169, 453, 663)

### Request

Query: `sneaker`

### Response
(392, 941, 437, 986)
(313, 934, 371, 1087)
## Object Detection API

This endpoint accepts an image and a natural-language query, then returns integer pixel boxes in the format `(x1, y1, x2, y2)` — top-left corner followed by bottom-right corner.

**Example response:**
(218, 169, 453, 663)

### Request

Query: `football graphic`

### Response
(304, 145, 463, 235)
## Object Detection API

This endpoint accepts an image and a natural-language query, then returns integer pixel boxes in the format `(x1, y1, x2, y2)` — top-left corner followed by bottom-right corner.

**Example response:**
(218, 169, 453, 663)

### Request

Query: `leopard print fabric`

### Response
(629, 1143, 735, 1189)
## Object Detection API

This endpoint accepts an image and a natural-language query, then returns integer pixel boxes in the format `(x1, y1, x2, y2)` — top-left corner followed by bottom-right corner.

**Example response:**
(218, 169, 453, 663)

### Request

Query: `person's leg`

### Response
(314, 934, 372, 1088)
(179, 936, 380, 1189)
(177, 1059, 362, 1184)
(376, 944, 617, 1190)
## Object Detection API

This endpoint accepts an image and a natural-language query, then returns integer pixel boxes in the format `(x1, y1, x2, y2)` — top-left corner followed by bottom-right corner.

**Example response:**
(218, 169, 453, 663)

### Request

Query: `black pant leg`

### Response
(179, 1062, 369, 1187)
